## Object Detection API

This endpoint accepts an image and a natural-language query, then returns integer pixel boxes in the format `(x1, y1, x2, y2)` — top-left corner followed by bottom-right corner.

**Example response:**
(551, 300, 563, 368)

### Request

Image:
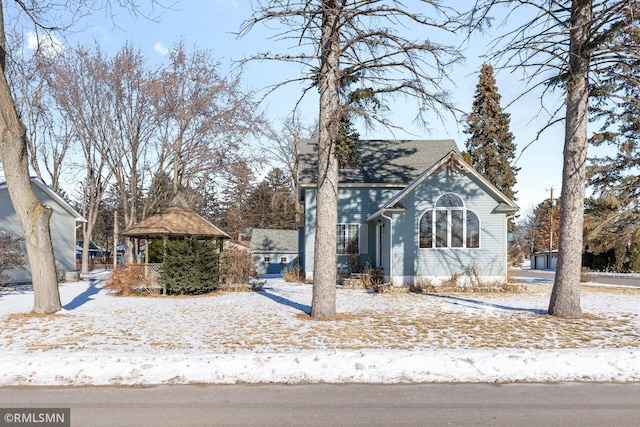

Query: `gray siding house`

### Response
(0, 177, 85, 283)
(250, 228, 299, 275)
(298, 139, 519, 286)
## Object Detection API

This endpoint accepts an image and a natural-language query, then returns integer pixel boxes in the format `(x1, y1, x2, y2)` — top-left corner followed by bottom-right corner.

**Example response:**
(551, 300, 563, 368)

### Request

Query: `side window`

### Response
(466, 211, 480, 248)
(337, 224, 360, 254)
(419, 194, 480, 249)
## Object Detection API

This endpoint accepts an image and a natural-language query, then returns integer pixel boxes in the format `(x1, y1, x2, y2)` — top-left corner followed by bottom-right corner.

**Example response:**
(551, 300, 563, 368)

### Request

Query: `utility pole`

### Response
(113, 211, 118, 270)
(546, 187, 554, 269)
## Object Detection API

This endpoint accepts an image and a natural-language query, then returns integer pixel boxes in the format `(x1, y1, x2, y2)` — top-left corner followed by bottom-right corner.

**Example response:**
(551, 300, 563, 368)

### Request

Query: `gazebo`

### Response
(120, 195, 231, 292)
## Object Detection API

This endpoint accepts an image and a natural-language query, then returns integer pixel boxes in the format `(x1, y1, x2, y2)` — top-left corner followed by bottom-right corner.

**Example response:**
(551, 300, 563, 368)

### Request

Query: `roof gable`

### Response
(366, 151, 519, 221)
(299, 139, 460, 185)
(0, 177, 85, 222)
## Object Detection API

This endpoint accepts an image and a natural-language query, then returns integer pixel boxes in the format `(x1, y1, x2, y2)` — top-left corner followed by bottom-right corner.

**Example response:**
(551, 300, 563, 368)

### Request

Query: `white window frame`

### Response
(419, 193, 480, 249)
(337, 223, 360, 254)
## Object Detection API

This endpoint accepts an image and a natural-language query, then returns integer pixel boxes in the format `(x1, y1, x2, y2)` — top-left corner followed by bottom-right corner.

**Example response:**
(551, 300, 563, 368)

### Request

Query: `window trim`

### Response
(337, 223, 360, 255)
(419, 193, 480, 249)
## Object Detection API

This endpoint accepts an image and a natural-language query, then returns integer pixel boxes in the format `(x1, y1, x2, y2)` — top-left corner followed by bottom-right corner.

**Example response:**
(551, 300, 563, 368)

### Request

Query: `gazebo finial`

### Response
(170, 193, 190, 208)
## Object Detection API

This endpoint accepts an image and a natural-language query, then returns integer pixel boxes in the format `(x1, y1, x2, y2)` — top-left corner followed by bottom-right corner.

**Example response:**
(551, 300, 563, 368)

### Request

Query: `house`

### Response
(76, 241, 106, 260)
(0, 177, 85, 283)
(250, 228, 299, 275)
(298, 139, 519, 286)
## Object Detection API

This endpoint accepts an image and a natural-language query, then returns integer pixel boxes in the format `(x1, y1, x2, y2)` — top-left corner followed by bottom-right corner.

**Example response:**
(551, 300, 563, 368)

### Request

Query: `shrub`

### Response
(282, 264, 304, 282)
(220, 247, 257, 288)
(104, 266, 141, 296)
(161, 237, 221, 295)
(0, 233, 27, 282)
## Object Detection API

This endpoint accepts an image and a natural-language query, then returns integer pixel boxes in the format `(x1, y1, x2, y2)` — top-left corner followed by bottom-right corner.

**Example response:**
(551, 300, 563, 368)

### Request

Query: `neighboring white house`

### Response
(0, 177, 85, 283)
(250, 228, 299, 275)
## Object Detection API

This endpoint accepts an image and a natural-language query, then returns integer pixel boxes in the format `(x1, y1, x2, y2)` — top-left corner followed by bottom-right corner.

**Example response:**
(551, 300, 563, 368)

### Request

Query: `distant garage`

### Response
(530, 249, 558, 270)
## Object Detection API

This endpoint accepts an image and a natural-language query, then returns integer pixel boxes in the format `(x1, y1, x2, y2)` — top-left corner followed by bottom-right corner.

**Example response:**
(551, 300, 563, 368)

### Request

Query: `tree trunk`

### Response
(311, 1, 341, 319)
(0, 0, 61, 314)
(548, 0, 591, 318)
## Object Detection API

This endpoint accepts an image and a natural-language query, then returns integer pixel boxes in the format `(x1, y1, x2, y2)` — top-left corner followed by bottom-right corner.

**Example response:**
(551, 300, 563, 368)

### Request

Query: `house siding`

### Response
(303, 186, 400, 280)
(253, 252, 298, 275)
(389, 168, 507, 284)
(0, 183, 79, 283)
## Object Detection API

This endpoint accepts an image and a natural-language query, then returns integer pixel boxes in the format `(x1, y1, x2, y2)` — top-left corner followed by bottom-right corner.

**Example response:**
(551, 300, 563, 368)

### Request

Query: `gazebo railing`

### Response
(126, 263, 165, 294)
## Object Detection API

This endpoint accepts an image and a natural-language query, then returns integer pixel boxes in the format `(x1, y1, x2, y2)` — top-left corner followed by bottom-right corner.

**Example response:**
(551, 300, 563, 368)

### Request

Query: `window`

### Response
(337, 224, 359, 254)
(419, 193, 480, 249)
(263, 256, 271, 263)
(280, 257, 288, 263)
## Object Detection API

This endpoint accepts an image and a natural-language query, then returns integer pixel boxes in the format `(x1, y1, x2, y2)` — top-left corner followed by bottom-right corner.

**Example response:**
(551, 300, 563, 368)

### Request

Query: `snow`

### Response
(1, 272, 639, 386)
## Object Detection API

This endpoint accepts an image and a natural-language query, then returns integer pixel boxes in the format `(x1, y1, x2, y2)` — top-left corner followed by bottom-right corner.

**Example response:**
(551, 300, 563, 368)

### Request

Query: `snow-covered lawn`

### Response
(1, 273, 639, 385)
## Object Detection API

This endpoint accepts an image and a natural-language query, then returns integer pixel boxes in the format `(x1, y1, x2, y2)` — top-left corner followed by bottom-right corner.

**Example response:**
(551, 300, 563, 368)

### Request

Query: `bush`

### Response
(104, 266, 141, 296)
(282, 264, 304, 282)
(220, 247, 257, 287)
(0, 233, 27, 282)
(160, 237, 221, 295)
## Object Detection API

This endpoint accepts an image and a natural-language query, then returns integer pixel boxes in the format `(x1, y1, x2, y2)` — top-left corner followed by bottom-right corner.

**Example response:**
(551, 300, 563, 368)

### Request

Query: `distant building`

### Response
(0, 177, 85, 283)
(530, 249, 558, 270)
(250, 228, 299, 275)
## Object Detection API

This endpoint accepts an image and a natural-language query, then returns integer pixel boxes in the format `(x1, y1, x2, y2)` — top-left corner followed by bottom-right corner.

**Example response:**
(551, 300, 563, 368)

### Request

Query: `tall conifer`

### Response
(586, 28, 640, 270)
(465, 64, 519, 204)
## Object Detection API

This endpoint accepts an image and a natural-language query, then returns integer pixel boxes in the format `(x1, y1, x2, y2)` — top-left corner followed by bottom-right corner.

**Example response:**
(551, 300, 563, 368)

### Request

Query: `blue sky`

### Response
(33, 1, 586, 214)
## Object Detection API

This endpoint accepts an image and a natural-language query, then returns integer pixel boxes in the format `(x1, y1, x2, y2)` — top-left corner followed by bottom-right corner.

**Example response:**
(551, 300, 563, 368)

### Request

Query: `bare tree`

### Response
(0, 232, 27, 282)
(467, 0, 639, 318)
(264, 114, 317, 223)
(150, 41, 262, 211)
(240, 1, 462, 318)
(6, 33, 74, 192)
(43, 43, 114, 275)
(0, 2, 62, 313)
(0, 0, 167, 313)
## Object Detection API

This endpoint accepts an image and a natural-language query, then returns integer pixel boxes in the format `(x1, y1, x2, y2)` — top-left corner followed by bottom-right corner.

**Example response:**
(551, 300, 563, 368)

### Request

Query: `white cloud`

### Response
(26, 31, 64, 57)
(153, 42, 169, 56)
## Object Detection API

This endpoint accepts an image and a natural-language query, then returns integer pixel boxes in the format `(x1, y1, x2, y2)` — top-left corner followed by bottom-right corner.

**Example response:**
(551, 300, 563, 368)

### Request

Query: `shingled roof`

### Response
(298, 139, 460, 185)
(121, 198, 230, 240)
(250, 228, 298, 253)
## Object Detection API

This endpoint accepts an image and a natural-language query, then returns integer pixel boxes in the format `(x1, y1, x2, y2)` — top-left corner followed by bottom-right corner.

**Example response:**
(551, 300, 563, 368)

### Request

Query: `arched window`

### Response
(419, 193, 480, 249)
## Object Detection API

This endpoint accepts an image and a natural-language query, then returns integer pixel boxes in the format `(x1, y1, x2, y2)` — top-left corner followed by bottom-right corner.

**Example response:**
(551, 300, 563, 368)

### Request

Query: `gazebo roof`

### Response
(121, 205, 231, 240)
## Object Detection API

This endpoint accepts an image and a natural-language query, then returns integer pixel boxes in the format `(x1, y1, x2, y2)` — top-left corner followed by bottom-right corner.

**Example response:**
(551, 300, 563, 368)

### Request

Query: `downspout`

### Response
(381, 210, 393, 285)
(506, 214, 515, 284)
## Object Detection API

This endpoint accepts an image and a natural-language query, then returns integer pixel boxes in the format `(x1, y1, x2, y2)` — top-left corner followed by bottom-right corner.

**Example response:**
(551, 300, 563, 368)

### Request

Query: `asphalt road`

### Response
(510, 268, 640, 288)
(1, 383, 639, 426)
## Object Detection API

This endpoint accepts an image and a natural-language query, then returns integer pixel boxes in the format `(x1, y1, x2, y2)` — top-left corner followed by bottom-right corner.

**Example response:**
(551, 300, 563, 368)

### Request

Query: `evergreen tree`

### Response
(464, 64, 519, 203)
(587, 28, 640, 268)
(246, 168, 296, 230)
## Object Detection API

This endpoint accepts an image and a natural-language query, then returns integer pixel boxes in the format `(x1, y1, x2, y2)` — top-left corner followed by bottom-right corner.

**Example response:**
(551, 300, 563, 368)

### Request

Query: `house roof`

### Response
(0, 176, 85, 222)
(366, 151, 519, 222)
(298, 139, 460, 185)
(250, 228, 298, 253)
(121, 205, 231, 240)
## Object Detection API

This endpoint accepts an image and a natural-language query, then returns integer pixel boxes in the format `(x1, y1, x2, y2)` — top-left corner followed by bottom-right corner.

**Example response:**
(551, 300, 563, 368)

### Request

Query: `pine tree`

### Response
(464, 64, 519, 203)
(586, 27, 640, 272)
